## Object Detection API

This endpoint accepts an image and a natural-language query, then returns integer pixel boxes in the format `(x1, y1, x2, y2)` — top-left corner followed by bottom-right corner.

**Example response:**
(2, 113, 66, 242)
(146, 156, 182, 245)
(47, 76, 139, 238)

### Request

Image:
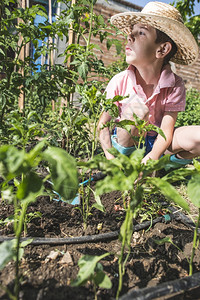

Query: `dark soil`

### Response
(0, 180, 200, 300)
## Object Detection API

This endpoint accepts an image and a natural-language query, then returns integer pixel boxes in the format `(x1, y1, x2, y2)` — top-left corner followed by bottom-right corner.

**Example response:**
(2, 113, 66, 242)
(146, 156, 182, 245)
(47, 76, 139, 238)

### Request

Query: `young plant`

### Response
(71, 253, 112, 300)
(0, 142, 79, 300)
(76, 180, 105, 231)
(187, 166, 200, 276)
(149, 159, 200, 276)
(0, 211, 42, 237)
(7, 111, 44, 149)
(79, 144, 192, 298)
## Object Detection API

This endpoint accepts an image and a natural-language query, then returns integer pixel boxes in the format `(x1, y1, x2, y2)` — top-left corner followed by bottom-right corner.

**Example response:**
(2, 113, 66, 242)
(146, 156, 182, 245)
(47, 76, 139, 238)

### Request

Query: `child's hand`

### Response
(142, 155, 150, 165)
(142, 151, 160, 164)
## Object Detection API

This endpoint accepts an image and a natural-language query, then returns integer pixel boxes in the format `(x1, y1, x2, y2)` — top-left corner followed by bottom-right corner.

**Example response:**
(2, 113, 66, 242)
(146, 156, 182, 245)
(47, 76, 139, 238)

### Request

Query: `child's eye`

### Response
(139, 31, 145, 36)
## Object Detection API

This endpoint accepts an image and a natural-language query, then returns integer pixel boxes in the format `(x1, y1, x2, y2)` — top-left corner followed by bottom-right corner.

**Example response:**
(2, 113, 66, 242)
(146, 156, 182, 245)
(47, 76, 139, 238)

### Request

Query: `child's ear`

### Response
(156, 42, 172, 59)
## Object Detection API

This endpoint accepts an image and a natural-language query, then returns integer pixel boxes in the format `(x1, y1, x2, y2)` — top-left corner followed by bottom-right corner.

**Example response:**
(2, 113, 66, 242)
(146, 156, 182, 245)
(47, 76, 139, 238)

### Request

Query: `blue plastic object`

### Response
(170, 154, 192, 165)
(48, 176, 96, 205)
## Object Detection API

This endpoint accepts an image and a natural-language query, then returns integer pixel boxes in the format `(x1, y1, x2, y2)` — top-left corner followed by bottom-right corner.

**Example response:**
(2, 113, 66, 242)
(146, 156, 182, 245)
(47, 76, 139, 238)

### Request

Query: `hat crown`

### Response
(142, 1, 184, 23)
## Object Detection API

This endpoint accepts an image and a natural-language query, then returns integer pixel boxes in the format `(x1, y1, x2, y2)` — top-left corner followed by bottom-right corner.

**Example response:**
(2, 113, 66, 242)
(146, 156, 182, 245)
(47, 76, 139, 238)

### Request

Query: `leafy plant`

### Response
(175, 0, 200, 41)
(71, 253, 112, 300)
(6, 111, 44, 149)
(0, 1, 51, 123)
(186, 163, 200, 276)
(76, 180, 105, 230)
(78, 143, 193, 298)
(0, 211, 42, 237)
(0, 142, 78, 300)
(153, 159, 200, 276)
(176, 89, 200, 127)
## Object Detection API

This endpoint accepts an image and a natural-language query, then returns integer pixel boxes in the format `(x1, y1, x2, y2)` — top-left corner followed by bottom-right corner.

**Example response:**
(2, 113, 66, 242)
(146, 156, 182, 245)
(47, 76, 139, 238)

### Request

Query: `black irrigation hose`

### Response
(119, 271, 200, 300)
(168, 206, 200, 233)
(0, 205, 198, 246)
(0, 216, 164, 245)
(118, 206, 200, 300)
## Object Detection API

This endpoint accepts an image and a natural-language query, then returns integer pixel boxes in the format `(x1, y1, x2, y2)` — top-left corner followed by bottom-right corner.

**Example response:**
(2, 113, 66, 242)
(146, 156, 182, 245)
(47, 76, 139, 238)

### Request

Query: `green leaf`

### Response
(92, 191, 105, 212)
(78, 62, 88, 80)
(119, 209, 133, 246)
(20, 239, 33, 248)
(148, 177, 189, 212)
(94, 270, 112, 289)
(0, 240, 15, 270)
(26, 140, 46, 165)
(17, 171, 43, 204)
(43, 147, 78, 200)
(162, 166, 196, 183)
(154, 236, 173, 245)
(193, 159, 200, 172)
(0, 146, 25, 175)
(71, 253, 110, 287)
(0, 48, 5, 56)
(188, 174, 200, 208)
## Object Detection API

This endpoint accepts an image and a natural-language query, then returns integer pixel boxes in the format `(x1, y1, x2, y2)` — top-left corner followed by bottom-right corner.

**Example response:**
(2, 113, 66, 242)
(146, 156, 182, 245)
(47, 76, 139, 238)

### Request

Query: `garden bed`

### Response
(0, 185, 200, 300)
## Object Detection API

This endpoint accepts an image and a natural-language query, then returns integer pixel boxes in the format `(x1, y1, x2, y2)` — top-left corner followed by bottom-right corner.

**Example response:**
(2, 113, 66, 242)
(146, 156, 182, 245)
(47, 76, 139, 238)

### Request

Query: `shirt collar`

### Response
(127, 63, 175, 88)
(127, 63, 176, 100)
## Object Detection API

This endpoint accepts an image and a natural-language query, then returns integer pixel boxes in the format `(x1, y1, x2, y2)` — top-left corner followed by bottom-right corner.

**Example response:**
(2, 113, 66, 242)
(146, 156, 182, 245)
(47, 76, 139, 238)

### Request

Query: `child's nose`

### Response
(128, 34, 135, 42)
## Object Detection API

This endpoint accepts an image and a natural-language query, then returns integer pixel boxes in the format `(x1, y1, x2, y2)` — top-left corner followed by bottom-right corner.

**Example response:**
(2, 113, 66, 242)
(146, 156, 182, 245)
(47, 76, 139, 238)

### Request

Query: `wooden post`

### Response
(49, 0, 54, 67)
(18, 0, 26, 113)
(67, 0, 76, 68)
(48, 0, 56, 111)
(59, 0, 76, 115)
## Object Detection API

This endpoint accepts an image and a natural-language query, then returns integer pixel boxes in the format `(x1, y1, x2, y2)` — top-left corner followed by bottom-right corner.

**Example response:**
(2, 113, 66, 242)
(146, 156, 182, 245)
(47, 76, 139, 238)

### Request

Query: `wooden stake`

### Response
(60, 0, 76, 115)
(48, 0, 55, 111)
(18, 0, 26, 112)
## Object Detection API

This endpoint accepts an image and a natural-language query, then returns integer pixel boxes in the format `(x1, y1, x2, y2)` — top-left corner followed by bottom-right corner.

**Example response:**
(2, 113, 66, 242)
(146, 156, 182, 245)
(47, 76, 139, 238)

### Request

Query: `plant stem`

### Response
(116, 205, 133, 299)
(116, 242, 125, 300)
(94, 283, 97, 300)
(14, 202, 28, 300)
(189, 208, 200, 276)
(86, 1, 94, 52)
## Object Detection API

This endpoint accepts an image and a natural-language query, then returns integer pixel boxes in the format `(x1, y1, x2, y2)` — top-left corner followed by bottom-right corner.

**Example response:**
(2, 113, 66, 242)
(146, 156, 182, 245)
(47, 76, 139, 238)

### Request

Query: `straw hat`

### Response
(111, 1, 199, 65)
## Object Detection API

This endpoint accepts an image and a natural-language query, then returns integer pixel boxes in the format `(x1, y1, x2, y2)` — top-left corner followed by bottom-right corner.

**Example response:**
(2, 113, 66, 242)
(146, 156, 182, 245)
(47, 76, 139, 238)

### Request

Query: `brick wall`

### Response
(174, 51, 200, 91)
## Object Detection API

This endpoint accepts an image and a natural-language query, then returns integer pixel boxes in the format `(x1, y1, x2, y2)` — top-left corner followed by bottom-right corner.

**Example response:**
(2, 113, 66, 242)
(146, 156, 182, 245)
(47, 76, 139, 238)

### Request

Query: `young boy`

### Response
(98, 1, 200, 165)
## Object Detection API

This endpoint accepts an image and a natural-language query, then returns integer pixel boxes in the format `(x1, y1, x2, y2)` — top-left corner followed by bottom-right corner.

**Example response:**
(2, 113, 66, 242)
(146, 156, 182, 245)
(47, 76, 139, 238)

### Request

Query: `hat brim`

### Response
(111, 12, 199, 65)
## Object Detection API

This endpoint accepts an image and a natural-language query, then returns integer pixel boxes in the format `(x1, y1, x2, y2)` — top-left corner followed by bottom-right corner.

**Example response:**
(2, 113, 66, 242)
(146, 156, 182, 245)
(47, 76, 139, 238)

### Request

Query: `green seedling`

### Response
(71, 253, 112, 300)
(0, 211, 42, 237)
(75, 176, 105, 231)
(153, 160, 200, 276)
(186, 164, 200, 276)
(8, 111, 44, 150)
(154, 236, 190, 263)
(0, 143, 78, 300)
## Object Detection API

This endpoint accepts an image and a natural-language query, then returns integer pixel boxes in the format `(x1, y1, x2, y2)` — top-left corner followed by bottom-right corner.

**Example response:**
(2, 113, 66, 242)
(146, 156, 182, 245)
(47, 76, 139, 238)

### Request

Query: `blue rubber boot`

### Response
(164, 154, 193, 171)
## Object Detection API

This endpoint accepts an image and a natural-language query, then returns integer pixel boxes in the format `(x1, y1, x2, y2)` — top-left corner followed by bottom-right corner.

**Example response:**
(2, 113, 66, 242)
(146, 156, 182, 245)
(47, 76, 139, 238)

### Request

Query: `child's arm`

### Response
(97, 111, 115, 160)
(142, 111, 178, 163)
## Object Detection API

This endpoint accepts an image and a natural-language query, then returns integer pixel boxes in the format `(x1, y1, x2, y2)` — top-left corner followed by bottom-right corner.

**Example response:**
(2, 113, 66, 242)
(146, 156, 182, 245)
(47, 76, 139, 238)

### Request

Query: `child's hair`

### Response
(155, 29, 178, 64)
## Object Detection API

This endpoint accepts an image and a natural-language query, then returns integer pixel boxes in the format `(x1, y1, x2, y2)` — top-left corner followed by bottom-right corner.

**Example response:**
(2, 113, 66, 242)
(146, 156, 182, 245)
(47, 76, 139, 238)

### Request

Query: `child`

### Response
(97, 1, 200, 166)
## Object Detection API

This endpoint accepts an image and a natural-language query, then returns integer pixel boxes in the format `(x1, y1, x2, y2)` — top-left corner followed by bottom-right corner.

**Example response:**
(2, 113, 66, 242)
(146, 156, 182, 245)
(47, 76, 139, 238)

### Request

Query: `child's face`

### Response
(125, 23, 159, 66)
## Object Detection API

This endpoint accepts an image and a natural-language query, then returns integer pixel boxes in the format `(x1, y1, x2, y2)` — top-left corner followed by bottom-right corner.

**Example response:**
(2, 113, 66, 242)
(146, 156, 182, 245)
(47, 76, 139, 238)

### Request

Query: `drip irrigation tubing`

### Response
(168, 206, 200, 233)
(0, 205, 198, 245)
(118, 205, 200, 300)
(0, 216, 164, 245)
(119, 271, 200, 300)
